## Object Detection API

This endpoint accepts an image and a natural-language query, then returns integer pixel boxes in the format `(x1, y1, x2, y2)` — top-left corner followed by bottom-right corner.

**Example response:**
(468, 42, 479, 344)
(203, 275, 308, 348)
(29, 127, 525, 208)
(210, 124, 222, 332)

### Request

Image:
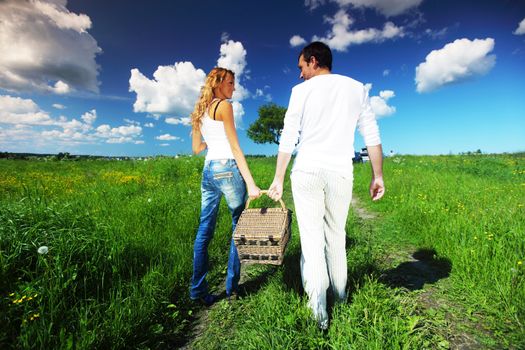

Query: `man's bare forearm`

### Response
(367, 144, 383, 179)
(273, 151, 292, 182)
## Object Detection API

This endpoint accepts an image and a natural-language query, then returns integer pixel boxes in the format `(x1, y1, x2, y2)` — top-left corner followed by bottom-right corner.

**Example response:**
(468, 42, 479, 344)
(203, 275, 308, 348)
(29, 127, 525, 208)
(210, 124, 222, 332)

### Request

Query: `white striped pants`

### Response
(291, 168, 353, 322)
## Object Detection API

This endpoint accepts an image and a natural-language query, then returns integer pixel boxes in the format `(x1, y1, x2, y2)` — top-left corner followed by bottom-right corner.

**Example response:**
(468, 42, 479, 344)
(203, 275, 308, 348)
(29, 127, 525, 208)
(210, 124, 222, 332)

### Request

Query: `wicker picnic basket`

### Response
(233, 191, 292, 265)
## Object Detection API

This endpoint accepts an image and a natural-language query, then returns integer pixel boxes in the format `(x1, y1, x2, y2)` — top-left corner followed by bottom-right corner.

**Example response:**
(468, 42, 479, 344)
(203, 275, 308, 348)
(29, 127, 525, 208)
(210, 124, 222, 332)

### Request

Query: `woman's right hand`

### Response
(247, 183, 261, 200)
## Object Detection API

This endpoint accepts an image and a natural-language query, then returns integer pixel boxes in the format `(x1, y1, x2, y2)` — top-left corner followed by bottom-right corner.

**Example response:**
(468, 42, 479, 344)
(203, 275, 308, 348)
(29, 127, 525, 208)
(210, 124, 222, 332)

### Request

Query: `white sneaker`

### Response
(317, 318, 329, 330)
(312, 303, 329, 330)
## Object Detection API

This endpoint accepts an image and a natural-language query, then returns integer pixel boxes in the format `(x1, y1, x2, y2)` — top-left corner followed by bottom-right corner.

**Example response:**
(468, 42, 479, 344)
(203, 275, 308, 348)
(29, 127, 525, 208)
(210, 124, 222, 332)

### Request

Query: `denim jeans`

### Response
(190, 159, 247, 299)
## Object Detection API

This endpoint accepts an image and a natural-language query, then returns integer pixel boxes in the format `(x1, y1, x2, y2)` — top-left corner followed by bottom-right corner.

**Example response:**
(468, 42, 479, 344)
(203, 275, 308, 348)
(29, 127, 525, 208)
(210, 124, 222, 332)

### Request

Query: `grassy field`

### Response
(0, 154, 524, 349)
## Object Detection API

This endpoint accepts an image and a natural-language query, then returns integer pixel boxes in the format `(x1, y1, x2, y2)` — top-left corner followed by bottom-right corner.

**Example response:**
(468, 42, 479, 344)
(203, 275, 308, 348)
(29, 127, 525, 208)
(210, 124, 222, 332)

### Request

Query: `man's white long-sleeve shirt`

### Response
(279, 73, 381, 177)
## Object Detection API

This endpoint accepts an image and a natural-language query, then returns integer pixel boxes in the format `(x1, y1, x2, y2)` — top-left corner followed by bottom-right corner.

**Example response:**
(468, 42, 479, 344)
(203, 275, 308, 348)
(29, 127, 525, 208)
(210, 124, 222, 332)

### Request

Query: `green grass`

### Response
(1, 154, 524, 349)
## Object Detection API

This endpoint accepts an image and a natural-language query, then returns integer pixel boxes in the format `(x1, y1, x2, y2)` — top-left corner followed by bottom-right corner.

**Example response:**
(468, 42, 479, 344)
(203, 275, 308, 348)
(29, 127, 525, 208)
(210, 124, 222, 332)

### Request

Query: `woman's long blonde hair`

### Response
(191, 67, 235, 129)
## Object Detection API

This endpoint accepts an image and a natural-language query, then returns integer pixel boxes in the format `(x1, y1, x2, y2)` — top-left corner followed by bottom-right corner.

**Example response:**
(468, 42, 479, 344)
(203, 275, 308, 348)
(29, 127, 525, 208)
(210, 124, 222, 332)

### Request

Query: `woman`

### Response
(190, 67, 260, 305)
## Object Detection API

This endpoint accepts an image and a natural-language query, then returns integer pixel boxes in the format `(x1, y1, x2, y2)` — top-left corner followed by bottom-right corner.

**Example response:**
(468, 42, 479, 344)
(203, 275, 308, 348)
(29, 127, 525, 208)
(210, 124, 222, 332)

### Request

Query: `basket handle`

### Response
(245, 190, 286, 210)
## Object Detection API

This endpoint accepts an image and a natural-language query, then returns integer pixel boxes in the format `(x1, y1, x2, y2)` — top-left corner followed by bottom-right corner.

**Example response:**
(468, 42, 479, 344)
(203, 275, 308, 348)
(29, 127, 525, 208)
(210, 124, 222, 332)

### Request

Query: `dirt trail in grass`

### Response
(179, 198, 496, 349)
(178, 266, 253, 350)
(351, 197, 497, 350)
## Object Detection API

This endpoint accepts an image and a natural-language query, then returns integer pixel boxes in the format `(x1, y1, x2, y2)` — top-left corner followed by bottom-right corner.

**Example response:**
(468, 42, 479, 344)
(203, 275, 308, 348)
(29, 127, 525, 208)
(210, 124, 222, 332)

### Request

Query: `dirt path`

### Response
(351, 197, 497, 350)
(179, 198, 498, 349)
(178, 264, 254, 350)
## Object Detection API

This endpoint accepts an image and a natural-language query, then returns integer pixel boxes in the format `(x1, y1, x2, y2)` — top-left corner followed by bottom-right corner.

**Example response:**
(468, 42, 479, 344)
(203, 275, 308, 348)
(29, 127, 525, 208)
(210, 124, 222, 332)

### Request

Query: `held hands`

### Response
(370, 176, 385, 201)
(267, 179, 284, 201)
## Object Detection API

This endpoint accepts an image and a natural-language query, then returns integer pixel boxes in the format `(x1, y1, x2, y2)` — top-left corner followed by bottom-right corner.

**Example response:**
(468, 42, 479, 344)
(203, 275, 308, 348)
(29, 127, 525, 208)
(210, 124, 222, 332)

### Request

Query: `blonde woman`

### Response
(190, 67, 261, 305)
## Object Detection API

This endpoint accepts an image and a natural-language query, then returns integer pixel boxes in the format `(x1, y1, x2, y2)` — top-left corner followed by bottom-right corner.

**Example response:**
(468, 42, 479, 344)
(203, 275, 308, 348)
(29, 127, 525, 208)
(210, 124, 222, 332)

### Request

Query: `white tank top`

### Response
(200, 100, 234, 160)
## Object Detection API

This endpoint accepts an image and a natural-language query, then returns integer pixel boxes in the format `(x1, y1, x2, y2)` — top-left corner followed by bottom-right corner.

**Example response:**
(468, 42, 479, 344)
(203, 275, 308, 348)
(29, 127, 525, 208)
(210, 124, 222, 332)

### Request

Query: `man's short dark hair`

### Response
(300, 41, 332, 71)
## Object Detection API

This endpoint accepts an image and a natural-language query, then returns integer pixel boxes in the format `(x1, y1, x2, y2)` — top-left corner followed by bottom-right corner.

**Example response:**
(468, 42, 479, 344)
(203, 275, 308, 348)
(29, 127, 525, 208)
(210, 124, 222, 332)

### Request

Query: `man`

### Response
(268, 41, 385, 330)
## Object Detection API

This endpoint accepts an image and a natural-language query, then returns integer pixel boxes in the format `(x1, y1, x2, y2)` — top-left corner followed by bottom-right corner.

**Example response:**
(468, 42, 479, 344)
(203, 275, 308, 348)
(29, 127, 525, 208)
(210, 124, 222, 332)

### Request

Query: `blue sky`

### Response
(0, 0, 524, 156)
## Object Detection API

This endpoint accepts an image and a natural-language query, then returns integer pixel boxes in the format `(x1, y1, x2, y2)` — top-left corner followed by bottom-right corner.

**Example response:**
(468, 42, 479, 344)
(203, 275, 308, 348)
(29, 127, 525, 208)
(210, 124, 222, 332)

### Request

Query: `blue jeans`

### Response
(190, 159, 247, 299)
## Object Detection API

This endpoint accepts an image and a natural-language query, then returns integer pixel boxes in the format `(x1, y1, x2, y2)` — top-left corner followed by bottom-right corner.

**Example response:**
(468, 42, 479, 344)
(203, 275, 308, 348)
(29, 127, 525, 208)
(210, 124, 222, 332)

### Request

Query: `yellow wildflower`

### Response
(518, 261, 523, 266)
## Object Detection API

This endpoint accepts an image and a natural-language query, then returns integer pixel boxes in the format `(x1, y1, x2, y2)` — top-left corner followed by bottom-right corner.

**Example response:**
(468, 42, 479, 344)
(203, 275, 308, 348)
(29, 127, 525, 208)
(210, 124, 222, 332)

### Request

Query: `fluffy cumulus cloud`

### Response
(415, 38, 496, 93)
(129, 62, 206, 116)
(365, 84, 396, 118)
(81, 109, 97, 124)
(305, 0, 422, 16)
(371, 90, 396, 117)
(0, 95, 143, 147)
(156, 133, 180, 141)
(312, 10, 404, 51)
(52, 103, 66, 110)
(290, 35, 307, 47)
(514, 18, 525, 35)
(333, 0, 423, 17)
(0, 95, 55, 125)
(95, 124, 142, 144)
(165, 117, 191, 126)
(0, 0, 101, 94)
(130, 40, 249, 125)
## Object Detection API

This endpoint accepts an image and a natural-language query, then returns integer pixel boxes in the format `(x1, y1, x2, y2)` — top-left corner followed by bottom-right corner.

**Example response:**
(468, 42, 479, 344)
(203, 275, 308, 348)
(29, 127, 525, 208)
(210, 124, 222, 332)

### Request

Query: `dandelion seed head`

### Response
(147, 198, 152, 203)
(37, 246, 49, 255)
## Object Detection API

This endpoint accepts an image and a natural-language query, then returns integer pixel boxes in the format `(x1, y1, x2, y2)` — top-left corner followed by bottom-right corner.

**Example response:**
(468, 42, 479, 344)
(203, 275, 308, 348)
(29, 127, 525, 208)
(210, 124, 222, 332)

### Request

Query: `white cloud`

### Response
(0, 95, 55, 125)
(424, 27, 448, 40)
(313, 10, 404, 51)
(415, 38, 496, 93)
(305, 0, 326, 10)
(156, 133, 179, 141)
(53, 103, 66, 110)
(52, 80, 71, 94)
(135, 140, 145, 144)
(81, 109, 97, 124)
(33, 0, 92, 33)
(514, 18, 525, 35)
(290, 35, 307, 47)
(333, 0, 423, 17)
(129, 61, 206, 116)
(144, 122, 154, 128)
(106, 137, 135, 144)
(95, 124, 142, 144)
(254, 88, 272, 102)
(159, 143, 170, 147)
(165, 117, 191, 126)
(0, 96, 143, 146)
(217, 40, 247, 78)
(305, 0, 422, 16)
(0, 95, 39, 114)
(370, 89, 396, 117)
(0, 0, 101, 94)
(123, 118, 141, 126)
(383, 69, 390, 76)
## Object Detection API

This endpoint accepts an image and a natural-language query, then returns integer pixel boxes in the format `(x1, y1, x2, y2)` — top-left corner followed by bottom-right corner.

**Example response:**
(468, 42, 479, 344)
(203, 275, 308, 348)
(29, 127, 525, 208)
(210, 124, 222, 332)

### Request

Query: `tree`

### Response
(247, 103, 287, 145)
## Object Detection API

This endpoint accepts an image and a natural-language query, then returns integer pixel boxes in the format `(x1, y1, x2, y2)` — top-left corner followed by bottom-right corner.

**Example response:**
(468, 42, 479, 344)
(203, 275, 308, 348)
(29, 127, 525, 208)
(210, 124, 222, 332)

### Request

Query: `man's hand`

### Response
(268, 179, 284, 201)
(370, 176, 385, 201)
(247, 183, 261, 200)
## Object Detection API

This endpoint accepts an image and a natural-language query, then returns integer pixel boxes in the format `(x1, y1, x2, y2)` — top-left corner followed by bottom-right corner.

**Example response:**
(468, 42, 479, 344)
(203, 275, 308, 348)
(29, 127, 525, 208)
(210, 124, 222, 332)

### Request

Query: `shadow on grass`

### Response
(379, 248, 452, 291)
